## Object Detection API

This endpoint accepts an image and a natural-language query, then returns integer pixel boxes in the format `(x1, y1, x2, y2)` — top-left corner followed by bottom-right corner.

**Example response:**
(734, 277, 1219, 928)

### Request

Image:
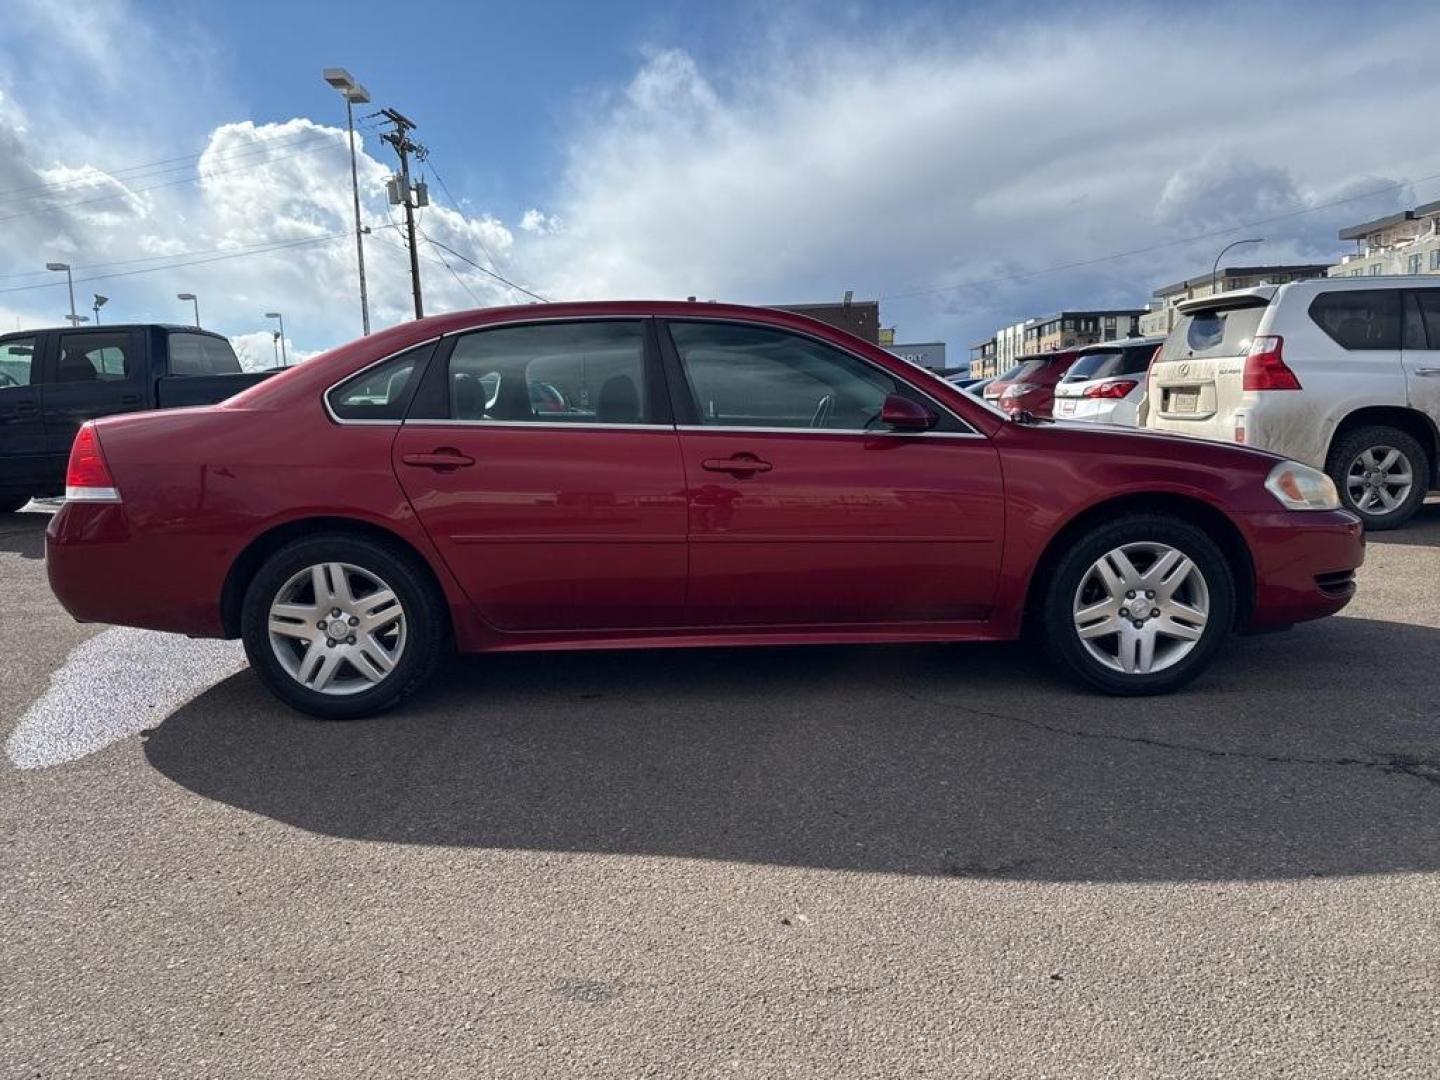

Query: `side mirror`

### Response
(880, 394, 937, 432)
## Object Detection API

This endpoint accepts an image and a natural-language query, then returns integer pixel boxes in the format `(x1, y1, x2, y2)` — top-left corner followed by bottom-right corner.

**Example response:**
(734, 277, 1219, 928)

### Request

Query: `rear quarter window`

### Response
(327, 343, 434, 421)
(1307, 290, 1402, 350)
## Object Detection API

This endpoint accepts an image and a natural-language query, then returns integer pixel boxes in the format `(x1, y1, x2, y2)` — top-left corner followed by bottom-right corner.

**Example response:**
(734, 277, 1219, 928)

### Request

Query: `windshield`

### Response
(1162, 303, 1268, 361)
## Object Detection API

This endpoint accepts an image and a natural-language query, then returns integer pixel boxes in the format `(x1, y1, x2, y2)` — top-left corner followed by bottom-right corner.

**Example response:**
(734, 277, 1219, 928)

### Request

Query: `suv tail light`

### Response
(65, 422, 121, 502)
(1082, 379, 1139, 399)
(1243, 336, 1302, 391)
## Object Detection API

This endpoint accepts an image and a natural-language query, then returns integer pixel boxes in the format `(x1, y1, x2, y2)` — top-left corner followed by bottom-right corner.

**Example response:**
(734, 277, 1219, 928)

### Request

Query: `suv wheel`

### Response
(1042, 514, 1235, 696)
(1327, 426, 1429, 531)
(241, 533, 447, 720)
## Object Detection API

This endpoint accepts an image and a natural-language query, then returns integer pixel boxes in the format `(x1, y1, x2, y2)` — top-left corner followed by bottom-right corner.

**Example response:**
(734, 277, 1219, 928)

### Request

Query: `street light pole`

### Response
(271, 331, 280, 367)
(1211, 238, 1264, 293)
(324, 68, 372, 336)
(177, 292, 200, 327)
(45, 263, 79, 326)
(265, 312, 288, 366)
(92, 294, 108, 325)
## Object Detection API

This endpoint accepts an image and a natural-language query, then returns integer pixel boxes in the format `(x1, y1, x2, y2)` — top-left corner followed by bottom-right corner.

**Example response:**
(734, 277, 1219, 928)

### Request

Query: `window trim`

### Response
(656, 316, 979, 437)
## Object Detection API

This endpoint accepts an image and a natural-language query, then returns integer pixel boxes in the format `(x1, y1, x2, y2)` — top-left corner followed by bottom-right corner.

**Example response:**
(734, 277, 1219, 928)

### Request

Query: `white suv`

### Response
(1052, 337, 1163, 426)
(1145, 277, 1440, 529)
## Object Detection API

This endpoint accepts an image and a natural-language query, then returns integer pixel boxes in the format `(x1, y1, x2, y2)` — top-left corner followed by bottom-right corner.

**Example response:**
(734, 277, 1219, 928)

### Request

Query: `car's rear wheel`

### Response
(1326, 425, 1429, 531)
(1041, 514, 1235, 695)
(240, 533, 447, 720)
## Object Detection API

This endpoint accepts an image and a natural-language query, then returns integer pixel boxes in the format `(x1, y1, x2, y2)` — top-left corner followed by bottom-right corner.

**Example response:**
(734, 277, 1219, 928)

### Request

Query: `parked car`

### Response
(47, 301, 1362, 719)
(1146, 277, 1440, 529)
(1053, 337, 1164, 427)
(983, 350, 1080, 417)
(0, 324, 277, 513)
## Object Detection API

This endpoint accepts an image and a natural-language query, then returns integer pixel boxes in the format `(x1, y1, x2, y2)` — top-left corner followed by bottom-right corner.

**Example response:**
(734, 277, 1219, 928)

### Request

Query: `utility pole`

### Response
(380, 107, 428, 319)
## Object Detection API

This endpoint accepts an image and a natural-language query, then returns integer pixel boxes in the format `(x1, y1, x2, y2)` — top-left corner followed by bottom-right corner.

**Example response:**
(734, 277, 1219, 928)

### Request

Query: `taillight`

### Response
(65, 422, 121, 502)
(1082, 379, 1139, 399)
(1243, 335, 1301, 391)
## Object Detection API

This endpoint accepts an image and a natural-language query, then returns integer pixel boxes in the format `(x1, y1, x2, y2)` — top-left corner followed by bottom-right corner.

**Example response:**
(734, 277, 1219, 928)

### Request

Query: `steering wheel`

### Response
(810, 393, 834, 428)
(0, 372, 17, 389)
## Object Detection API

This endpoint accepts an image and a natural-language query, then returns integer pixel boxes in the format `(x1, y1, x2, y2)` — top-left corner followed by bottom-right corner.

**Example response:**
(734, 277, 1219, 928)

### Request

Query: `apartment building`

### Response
(994, 317, 1040, 373)
(1329, 200, 1440, 279)
(1023, 309, 1146, 354)
(968, 338, 998, 378)
(1138, 264, 1331, 336)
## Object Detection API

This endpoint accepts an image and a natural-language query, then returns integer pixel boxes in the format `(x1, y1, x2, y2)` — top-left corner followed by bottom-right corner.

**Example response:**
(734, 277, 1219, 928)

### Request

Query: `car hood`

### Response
(1029, 417, 1290, 468)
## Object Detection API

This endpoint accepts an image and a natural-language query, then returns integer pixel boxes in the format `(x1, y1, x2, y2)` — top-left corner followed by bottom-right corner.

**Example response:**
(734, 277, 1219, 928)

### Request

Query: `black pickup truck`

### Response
(0, 324, 279, 512)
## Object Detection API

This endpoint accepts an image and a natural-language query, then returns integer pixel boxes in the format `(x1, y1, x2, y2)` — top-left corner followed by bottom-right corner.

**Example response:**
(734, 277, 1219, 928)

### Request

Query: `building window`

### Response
(1431, 249, 1440, 271)
(1409, 253, 1423, 275)
(1369, 264, 1383, 276)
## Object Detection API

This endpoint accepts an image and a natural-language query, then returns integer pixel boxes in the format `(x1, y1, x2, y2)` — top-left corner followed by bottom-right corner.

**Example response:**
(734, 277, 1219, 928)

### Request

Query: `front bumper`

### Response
(1239, 509, 1364, 629)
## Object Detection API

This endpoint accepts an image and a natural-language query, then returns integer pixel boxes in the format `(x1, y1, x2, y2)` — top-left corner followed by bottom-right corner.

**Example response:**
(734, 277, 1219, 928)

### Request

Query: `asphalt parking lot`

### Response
(3, 503, 1439, 1078)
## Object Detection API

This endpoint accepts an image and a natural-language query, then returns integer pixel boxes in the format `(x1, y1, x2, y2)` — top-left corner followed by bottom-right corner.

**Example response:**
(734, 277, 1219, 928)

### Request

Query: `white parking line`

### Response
(6, 627, 247, 770)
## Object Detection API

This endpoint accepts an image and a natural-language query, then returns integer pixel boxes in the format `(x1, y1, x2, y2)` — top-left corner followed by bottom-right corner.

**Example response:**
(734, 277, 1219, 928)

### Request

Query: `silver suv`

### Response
(1145, 277, 1440, 529)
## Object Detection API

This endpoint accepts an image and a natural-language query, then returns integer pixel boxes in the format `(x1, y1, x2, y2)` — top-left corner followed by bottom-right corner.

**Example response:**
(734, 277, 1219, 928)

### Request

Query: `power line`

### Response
(417, 226, 483, 307)
(0, 232, 350, 296)
(421, 235, 550, 303)
(881, 169, 1440, 301)
(0, 137, 341, 225)
(0, 131, 336, 206)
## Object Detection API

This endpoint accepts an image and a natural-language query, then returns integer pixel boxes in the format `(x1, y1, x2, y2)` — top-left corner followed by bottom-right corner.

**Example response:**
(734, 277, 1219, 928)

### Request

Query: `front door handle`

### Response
(401, 448, 476, 471)
(701, 454, 772, 477)
(16, 401, 38, 416)
(120, 393, 141, 406)
(1413, 366, 1440, 376)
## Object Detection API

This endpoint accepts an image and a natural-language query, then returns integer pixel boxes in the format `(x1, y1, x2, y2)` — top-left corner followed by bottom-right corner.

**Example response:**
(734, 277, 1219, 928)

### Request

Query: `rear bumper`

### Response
(46, 502, 227, 637)
(1238, 509, 1364, 629)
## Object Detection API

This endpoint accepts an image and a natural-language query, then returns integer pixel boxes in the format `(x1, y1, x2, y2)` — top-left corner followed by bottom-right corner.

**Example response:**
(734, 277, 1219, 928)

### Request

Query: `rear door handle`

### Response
(16, 401, 38, 416)
(120, 393, 141, 405)
(1413, 367, 1440, 376)
(701, 454, 772, 477)
(401, 448, 476, 470)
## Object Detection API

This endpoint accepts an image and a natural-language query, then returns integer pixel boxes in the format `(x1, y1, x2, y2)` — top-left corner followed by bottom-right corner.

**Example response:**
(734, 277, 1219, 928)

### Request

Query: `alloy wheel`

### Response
(267, 562, 407, 696)
(1345, 445, 1413, 515)
(1071, 541, 1210, 675)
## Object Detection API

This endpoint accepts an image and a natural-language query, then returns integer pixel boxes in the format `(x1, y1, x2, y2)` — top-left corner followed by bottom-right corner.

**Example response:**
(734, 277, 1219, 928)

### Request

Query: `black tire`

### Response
(240, 533, 448, 720)
(1326, 425, 1429, 531)
(1041, 514, 1236, 696)
(0, 494, 30, 514)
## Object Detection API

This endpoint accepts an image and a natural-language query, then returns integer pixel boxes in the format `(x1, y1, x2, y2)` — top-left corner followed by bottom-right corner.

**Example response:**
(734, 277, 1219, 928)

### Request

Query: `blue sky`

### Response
(1, 0, 1437, 365)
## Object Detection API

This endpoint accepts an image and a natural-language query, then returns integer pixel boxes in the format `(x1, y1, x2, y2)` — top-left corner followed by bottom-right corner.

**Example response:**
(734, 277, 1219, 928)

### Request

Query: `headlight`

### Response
(1265, 461, 1340, 511)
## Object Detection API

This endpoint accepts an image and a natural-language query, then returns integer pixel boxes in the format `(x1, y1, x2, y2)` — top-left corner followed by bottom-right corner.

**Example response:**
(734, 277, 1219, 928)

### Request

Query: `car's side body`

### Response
(47, 301, 1363, 664)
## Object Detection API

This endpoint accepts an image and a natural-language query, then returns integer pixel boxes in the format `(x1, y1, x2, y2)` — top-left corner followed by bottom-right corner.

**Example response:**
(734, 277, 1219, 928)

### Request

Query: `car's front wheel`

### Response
(1041, 514, 1235, 695)
(240, 533, 448, 720)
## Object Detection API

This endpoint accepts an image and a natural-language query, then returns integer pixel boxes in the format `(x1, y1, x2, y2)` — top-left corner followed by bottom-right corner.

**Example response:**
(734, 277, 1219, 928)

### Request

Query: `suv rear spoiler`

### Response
(1176, 286, 1276, 316)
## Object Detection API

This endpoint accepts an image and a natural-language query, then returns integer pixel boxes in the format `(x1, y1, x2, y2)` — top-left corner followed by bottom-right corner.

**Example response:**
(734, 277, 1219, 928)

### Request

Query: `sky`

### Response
(0, 0, 1437, 369)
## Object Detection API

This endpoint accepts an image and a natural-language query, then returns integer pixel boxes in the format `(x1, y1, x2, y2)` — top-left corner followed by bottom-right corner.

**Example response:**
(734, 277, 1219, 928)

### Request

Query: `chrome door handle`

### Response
(1413, 366, 1440, 376)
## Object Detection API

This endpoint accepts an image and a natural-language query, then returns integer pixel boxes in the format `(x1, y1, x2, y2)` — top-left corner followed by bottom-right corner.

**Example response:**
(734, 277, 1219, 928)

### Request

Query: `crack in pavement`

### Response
(900, 689, 1440, 790)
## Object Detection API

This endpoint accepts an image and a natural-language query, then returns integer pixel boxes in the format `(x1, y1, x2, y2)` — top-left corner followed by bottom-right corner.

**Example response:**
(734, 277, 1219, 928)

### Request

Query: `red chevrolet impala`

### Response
(46, 301, 1363, 719)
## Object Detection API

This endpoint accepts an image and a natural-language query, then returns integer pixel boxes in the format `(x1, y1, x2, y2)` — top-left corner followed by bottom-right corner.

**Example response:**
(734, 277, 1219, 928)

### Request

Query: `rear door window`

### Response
(168, 333, 243, 376)
(54, 331, 136, 383)
(1164, 304, 1267, 361)
(1308, 290, 1402, 350)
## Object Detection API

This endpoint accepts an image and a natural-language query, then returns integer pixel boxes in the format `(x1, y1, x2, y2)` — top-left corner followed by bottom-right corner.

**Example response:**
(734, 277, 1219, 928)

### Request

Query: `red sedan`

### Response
(983, 350, 1079, 417)
(47, 301, 1363, 719)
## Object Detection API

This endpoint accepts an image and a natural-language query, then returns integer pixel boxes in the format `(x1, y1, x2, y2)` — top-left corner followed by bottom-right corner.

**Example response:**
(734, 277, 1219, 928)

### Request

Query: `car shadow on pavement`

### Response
(0, 511, 47, 559)
(143, 614, 1440, 884)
